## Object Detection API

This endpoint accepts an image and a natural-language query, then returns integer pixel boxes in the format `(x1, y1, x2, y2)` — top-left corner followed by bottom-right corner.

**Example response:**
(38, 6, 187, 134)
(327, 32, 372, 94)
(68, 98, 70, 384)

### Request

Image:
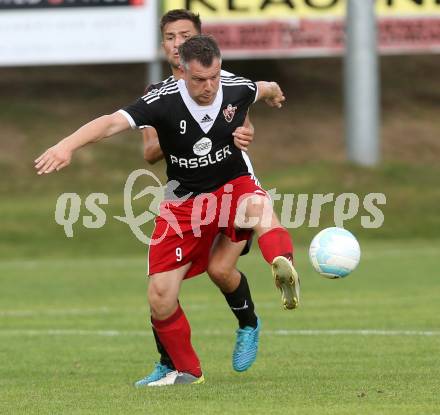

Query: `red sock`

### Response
(258, 227, 294, 264)
(152, 304, 202, 377)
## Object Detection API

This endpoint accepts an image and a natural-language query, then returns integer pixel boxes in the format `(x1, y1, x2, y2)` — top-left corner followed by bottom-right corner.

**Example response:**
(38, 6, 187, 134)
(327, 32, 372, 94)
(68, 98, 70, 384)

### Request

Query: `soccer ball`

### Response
(309, 227, 361, 279)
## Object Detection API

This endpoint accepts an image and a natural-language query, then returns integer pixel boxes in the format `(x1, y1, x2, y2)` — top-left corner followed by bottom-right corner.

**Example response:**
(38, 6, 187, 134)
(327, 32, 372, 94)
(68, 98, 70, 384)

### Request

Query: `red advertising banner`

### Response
(164, 0, 440, 57)
(204, 18, 440, 58)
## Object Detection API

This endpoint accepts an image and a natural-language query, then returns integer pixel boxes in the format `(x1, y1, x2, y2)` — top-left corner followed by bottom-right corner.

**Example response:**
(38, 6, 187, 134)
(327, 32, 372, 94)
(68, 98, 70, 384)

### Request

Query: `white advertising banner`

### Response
(0, 0, 157, 66)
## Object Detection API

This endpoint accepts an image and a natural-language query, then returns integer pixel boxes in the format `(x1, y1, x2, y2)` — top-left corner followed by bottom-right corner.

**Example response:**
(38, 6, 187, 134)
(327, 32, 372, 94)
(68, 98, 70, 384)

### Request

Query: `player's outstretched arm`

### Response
(255, 81, 286, 108)
(34, 111, 130, 175)
(142, 128, 164, 164)
(233, 113, 254, 152)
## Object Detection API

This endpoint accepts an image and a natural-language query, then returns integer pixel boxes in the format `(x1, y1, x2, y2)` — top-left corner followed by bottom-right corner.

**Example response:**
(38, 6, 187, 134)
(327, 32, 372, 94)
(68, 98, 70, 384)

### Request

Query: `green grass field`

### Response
(1, 241, 439, 415)
(1, 143, 440, 415)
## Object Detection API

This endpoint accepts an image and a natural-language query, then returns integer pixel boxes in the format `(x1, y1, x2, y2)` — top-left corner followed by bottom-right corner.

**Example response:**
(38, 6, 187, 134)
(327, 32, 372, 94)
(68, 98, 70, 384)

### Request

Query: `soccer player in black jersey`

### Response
(139, 9, 261, 386)
(35, 35, 300, 387)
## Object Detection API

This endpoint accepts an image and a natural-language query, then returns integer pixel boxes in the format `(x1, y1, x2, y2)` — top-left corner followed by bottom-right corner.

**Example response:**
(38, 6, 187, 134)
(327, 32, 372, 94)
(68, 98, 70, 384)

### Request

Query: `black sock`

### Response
(222, 272, 258, 329)
(151, 318, 175, 369)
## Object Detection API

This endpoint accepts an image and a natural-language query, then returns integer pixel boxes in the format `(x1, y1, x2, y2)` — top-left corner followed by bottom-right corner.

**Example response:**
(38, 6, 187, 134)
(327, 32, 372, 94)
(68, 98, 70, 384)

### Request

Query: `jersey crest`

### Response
(223, 104, 237, 123)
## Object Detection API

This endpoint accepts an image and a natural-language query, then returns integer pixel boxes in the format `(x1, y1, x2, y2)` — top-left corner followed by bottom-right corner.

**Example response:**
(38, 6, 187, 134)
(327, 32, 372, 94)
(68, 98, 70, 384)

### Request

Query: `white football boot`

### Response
(272, 256, 300, 310)
(147, 370, 205, 387)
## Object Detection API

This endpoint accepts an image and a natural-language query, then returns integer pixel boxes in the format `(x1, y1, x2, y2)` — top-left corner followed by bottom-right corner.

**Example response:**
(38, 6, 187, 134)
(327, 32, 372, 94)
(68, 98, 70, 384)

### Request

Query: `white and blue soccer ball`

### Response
(309, 227, 361, 279)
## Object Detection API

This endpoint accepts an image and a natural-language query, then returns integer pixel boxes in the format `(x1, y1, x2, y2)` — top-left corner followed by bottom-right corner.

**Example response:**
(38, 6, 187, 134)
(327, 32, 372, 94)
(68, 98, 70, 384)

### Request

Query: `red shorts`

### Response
(148, 175, 266, 279)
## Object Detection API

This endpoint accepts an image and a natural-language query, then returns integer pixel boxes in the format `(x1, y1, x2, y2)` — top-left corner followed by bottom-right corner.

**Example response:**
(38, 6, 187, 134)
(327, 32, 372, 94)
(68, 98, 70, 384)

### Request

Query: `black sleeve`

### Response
(244, 81, 258, 107)
(144, 80, 164, 95)
(144, 84, 155, 94)
(236, 79, 258, 108)
(119, 97, 159, 129)
(222, 75, 258, 108)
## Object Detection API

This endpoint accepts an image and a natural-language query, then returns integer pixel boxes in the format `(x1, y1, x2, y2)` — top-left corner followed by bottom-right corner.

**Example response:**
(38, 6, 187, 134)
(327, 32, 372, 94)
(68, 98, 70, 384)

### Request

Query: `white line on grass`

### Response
(0, 298, 424, 317)
(0, 329, 439, 337)
(0, 307, 111, 317)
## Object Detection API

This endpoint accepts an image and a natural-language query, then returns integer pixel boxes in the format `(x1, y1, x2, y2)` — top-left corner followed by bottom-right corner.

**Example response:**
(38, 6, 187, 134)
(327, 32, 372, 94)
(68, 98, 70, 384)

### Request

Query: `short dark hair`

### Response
(160, 9, 202, 35)
(178, 35, 221, 69)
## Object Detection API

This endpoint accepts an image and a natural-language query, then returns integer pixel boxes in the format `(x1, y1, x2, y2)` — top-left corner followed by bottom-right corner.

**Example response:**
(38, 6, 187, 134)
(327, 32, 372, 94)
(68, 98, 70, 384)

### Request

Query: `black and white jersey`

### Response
(144, 74, 175, 95)
(119, 71, 258, 197)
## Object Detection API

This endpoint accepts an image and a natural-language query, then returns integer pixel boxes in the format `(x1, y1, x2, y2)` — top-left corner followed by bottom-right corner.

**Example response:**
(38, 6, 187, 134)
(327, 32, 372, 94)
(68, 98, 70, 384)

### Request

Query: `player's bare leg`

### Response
(207, 235, 260, 372)
(135, 263, 205, 387)
(208, 235, 246, 292)
(236, 195, 300, 310)
(148, 263, 189, 320)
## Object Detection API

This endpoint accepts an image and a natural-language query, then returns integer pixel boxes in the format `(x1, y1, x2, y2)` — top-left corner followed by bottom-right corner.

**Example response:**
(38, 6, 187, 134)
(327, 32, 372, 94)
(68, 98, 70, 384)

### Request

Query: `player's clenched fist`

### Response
(34, 143, 72, 175)
(233, 124, 254, 152)
(264, 82, 285, 108)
